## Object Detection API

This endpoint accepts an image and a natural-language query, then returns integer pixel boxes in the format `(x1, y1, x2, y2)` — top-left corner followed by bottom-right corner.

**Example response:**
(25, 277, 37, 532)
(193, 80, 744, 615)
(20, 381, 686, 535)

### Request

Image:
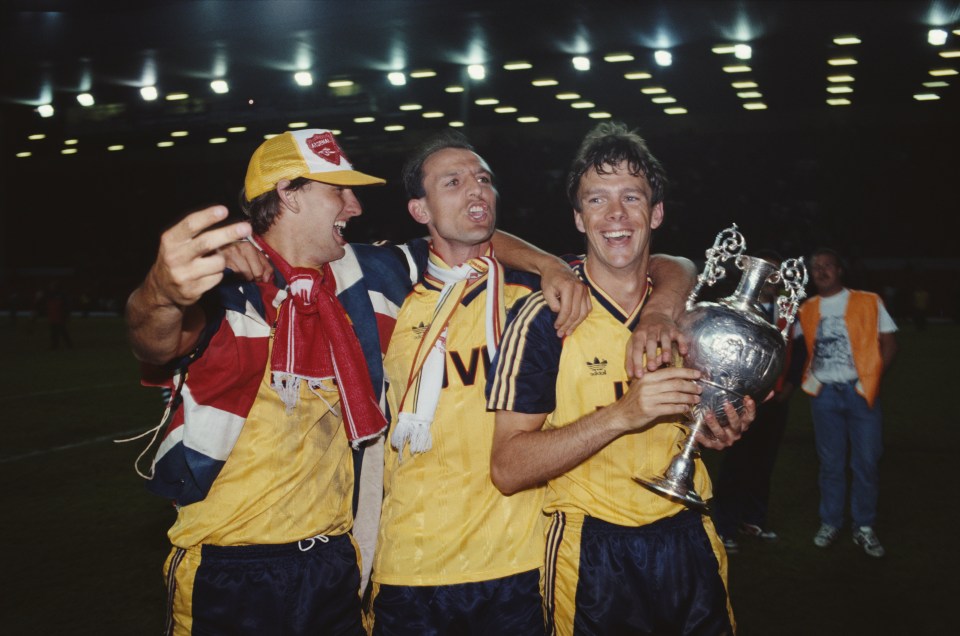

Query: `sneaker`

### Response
(813, 523, 839, 548)
(739, 522, 779, 541)
(853, 526, 886, 558)
(720, 535, 739, 554)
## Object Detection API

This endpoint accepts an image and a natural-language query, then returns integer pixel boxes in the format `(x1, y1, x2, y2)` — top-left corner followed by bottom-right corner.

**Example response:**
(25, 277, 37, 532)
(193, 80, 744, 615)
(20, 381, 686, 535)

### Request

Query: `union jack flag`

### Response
(143, 240, 427, 506)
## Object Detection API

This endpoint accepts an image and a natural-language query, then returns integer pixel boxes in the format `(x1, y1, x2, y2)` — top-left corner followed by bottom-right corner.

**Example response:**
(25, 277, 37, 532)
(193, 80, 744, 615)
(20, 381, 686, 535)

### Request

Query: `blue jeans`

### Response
(810, 382, 883, 529)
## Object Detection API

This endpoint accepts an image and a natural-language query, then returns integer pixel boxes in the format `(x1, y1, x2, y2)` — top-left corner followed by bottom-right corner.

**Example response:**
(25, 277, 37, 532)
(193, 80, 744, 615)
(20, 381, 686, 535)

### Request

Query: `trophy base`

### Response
(635, 476, 710, 512)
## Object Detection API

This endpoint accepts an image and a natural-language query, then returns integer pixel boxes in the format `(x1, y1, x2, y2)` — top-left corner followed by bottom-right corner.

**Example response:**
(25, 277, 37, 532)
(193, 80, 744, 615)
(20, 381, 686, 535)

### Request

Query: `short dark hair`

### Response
(239, 176, 313, 235)
(566, 122, 667, 211)
(401, 130, 483, 199)
(810, 247, 845, 271)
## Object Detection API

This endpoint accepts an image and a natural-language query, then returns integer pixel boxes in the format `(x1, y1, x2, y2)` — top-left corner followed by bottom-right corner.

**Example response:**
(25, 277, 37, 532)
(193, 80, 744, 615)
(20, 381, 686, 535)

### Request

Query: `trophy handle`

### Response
(686, 224, 747, 310)
(776, 257, 809, 339)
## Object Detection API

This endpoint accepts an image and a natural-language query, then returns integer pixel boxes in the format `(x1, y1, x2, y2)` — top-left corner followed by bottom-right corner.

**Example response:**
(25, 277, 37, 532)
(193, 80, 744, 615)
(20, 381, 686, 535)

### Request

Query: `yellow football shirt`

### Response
(374, 269, 545, 586)
(489, 267, 711, 527)
(169, 354, 354, 548)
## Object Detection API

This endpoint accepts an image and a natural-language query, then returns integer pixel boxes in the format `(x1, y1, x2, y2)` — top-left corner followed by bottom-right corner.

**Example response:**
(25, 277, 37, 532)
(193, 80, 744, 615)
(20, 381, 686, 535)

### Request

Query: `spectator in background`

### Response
(796, 248, 897, 558)
(712, 249, 806, 553)
(28, 287, 45, 334)
(911, 285, 929, 331)
(78, 290, 92, 318)
(46, 281, 72, 349)
(6, 286, 19, 324)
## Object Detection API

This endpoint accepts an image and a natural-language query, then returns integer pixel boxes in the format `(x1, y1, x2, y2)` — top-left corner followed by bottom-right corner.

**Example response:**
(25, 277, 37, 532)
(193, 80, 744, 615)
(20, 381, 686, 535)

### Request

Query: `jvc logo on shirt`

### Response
(439, 346, 493, 388)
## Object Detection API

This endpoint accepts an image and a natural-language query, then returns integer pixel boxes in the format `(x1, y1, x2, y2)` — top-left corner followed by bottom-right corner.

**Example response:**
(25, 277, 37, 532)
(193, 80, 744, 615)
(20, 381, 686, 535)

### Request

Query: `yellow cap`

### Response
(244, 129, 385, 199)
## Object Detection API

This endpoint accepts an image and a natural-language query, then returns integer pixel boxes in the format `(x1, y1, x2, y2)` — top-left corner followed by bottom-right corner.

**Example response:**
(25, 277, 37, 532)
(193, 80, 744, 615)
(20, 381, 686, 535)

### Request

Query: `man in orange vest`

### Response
(795, 248, 897, 558)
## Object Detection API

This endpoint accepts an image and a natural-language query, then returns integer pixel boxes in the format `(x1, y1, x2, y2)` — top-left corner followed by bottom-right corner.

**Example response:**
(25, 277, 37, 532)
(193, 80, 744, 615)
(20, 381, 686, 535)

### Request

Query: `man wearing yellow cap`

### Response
(126, 129, 600, 635)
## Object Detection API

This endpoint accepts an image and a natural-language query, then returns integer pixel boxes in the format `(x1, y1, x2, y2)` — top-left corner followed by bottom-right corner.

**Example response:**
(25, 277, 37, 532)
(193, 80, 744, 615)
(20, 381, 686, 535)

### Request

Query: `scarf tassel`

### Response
(392, 412, 434, 455)
(272, 372, 302, 413)
(394, 252, 504, 459)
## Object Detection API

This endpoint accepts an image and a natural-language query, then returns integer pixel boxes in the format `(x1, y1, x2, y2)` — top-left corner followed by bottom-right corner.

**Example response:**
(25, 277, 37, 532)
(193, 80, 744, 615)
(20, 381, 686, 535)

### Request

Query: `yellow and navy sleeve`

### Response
(486, 290, 562, 414)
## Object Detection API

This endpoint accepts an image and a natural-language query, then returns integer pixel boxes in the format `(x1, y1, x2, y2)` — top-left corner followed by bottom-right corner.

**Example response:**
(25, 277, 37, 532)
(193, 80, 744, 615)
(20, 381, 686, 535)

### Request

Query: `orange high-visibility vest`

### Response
(798, 290, 883, 408)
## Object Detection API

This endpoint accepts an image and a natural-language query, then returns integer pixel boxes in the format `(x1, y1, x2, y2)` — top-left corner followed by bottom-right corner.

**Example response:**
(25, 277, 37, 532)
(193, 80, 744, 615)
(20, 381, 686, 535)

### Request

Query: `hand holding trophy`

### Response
(636, 224, 808, 510)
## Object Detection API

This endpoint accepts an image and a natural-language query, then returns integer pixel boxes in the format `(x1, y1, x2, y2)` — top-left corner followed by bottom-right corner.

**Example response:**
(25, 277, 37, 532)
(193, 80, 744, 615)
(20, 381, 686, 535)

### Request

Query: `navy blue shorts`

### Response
(370, 568, 544, 636)
(545, 511, 733, 636)
(165, 534, 364, 635)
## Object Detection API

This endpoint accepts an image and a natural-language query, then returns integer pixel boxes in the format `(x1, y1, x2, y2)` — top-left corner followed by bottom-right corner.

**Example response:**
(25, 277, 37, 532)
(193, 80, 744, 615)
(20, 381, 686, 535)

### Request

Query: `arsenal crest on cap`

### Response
(306, 132, 346, 166)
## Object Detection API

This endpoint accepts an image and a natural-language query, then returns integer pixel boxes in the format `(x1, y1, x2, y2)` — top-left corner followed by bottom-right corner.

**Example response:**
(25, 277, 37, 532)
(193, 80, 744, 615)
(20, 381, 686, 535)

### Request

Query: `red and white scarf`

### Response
(392, 247, 504, 456)
(255, 237, 387, 444)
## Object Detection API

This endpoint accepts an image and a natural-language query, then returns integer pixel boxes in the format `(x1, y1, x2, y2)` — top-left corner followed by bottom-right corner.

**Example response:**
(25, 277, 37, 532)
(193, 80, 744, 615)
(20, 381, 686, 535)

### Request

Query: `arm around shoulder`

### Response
(490, 230, 590, 336)
(646, 254, 696, 320)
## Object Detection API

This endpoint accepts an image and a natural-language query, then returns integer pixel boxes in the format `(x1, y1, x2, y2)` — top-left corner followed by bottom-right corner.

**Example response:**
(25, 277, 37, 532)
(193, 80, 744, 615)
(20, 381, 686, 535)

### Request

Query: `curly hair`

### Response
(566, 122, 667, 211)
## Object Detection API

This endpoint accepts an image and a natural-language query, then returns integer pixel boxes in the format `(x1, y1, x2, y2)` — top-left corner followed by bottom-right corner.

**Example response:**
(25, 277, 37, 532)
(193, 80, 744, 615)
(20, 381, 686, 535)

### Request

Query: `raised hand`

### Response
(147, 206, 252, 308)
(126, 206, 251, 364)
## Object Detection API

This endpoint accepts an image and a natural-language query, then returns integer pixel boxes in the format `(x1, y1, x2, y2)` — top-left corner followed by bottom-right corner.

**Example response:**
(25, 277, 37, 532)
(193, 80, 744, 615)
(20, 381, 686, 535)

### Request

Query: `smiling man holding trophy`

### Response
(487, 123, 760, 636)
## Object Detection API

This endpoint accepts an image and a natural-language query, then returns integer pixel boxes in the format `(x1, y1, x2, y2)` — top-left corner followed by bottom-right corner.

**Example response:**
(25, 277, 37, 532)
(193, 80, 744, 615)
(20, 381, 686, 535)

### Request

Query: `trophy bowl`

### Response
(635, 226, 807, 510)
(679, 291, 786, 428)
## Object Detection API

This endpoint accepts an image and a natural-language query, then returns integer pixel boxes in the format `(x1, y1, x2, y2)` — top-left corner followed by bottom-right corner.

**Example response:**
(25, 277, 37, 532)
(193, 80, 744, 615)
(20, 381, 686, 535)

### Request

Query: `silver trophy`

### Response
(636, 224, 808, 510)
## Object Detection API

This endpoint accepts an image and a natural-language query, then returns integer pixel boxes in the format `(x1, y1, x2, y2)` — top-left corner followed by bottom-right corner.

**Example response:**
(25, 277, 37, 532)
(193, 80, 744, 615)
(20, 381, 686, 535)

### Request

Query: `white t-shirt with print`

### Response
(793, 288, 897, 384)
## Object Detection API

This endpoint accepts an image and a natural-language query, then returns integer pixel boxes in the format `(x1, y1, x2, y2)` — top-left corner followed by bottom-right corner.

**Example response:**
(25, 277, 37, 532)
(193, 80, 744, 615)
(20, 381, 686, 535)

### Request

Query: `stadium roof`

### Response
(4, 0, 957, 157)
